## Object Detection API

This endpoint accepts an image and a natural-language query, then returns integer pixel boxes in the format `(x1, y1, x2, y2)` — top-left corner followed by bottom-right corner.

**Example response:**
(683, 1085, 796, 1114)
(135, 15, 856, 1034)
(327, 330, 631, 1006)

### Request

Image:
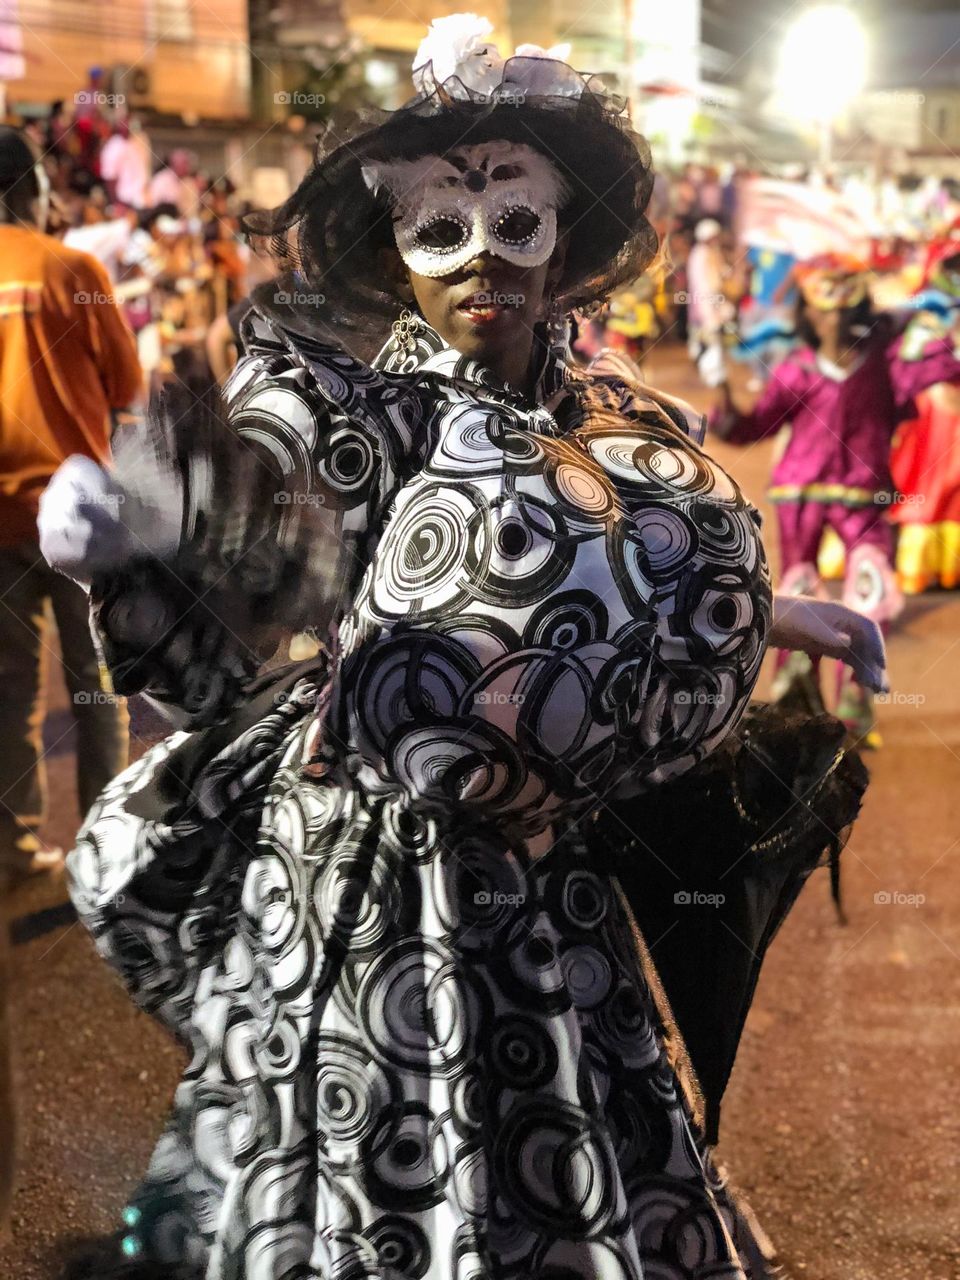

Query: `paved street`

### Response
(2, 346, 959, 1279)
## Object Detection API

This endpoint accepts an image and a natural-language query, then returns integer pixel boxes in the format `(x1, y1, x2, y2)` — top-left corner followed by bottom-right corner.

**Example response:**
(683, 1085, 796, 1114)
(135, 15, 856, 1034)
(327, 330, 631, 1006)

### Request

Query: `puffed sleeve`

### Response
(886, 319, 960, 416)
(84, 316, 425, 725)
(222, 349, 404, 604)
(576, 414, 773, 794)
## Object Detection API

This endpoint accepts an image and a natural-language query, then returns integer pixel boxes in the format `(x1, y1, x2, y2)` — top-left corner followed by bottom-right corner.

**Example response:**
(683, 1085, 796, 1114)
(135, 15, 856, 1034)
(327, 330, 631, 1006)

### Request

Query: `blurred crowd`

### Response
(575, 161, 960, 374)
(13, 76, 272, 407)
(14, 76, 960, 405)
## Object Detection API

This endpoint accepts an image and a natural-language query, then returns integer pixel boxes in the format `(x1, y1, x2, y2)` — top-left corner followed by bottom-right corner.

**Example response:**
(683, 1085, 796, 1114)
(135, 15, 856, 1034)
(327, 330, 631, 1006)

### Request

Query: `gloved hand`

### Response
(38, 456, 134, 584)
(38, 454, 181, 584)
(769, 595, 888, 694)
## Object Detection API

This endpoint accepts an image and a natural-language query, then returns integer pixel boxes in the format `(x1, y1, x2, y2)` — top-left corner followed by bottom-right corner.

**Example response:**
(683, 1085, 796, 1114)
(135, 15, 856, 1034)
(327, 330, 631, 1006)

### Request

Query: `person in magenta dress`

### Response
(888, 240, 960, 592)
(713, 254, 960, 744)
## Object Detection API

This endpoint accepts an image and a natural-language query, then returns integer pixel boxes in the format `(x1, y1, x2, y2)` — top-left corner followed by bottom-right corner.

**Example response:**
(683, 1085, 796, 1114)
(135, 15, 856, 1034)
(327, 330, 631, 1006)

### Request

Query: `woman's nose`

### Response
(461, 250, 500, 275)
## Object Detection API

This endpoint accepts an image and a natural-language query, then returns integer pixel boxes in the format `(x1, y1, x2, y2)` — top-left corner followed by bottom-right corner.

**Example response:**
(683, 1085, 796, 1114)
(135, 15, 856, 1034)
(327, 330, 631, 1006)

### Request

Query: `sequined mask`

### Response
(362, 141, 571, 277)
(798, 270, 870, 312)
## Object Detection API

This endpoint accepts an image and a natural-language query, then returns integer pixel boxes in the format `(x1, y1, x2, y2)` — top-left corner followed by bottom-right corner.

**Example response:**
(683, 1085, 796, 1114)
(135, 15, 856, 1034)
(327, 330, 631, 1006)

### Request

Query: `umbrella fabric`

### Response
(590, 703, 868, 1144)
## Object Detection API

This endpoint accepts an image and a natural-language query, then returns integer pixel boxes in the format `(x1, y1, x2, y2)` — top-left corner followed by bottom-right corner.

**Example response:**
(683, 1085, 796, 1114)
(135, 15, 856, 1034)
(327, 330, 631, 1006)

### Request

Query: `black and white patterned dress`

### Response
(68, 310, 772, 1279)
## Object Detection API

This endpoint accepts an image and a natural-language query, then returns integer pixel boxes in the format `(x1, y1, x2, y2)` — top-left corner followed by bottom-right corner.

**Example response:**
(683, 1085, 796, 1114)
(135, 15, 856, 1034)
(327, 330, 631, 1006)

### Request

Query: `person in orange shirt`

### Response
(0, 127, 142, 882)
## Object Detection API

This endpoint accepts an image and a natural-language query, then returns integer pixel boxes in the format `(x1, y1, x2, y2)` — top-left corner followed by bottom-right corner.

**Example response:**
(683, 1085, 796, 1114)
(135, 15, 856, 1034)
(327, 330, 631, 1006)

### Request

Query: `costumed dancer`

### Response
(38, 19, 883, 1279)
(889, 238, 960, 592)
(733, 246, 799, 392)
(713, 253, 960, 746)
(603, 271, 664, 368)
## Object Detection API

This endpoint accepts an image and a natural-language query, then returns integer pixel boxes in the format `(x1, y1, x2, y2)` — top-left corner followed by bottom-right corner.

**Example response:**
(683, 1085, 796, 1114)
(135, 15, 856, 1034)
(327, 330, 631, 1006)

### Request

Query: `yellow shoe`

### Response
(837, 685, 880, 750)
(897, 571, 931, 595)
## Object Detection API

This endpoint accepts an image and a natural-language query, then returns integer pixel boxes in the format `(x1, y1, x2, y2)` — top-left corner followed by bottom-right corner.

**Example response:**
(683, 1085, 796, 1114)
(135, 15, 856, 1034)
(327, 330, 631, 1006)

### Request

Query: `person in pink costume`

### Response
(712, 255, 960, 745)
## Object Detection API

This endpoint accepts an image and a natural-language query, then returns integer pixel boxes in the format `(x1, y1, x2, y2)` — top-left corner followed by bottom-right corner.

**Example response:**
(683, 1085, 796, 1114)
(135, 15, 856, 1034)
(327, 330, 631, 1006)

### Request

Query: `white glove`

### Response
(39, 453, 187, 585)
(38, 456, 136, 584)
(770, 595, 888, 694)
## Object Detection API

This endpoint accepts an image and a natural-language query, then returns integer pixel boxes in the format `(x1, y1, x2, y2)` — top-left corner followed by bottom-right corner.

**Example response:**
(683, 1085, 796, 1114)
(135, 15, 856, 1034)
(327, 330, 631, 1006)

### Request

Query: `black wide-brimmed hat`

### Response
(246, 17, 658, 342)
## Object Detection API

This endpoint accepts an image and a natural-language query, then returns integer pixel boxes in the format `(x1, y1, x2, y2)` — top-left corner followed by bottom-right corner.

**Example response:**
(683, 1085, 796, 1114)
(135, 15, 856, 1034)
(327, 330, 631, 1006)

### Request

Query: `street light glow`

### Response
(778, 5, 868, 124)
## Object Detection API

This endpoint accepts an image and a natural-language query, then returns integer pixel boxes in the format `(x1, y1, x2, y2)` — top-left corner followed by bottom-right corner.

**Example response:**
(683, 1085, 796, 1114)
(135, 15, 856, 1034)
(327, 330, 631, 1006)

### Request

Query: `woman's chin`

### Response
(445, 307, 528, 358)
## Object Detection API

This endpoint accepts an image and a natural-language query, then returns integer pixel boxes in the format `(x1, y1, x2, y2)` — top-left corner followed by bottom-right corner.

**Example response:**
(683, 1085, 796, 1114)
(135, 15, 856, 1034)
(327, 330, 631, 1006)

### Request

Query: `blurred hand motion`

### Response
(39, 391, 341, 726)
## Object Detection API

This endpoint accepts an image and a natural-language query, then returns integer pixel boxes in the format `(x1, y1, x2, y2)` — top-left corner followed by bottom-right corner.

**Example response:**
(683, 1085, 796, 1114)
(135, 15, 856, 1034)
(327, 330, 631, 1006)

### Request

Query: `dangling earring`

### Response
(391, 307, 423, 354)
(545, 292, 567, 347)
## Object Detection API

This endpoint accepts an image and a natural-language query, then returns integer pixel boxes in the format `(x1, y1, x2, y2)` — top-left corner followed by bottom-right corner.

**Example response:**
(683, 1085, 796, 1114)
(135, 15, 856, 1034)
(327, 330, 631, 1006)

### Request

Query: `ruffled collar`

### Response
(245, 288, 583, 427)
(371, 310, 576, 412)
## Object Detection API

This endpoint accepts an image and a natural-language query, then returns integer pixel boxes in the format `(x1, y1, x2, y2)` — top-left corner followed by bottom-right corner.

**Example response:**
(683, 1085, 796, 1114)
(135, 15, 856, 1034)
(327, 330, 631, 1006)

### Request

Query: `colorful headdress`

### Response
(795, 254, 871, 311)
(923, 237, 960, 297)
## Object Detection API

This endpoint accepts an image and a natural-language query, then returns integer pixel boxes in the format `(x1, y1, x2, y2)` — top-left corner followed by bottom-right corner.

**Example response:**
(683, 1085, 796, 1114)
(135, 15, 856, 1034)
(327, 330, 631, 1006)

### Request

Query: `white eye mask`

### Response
(362, 141, 571, 278)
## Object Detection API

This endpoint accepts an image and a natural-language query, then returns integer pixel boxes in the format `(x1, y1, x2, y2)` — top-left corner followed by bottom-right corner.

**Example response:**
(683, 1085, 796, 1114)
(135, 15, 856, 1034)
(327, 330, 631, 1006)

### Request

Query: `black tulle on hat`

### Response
(244, 55, 657, 343)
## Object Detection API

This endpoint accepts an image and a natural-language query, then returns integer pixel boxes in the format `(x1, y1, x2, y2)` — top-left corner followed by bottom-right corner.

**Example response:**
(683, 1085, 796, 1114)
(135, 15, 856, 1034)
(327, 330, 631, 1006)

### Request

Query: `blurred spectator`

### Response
(205, 242, 277, 383)
(140, 277, 208, 404)
(699, 166, 724, 220)
(121, 202, 181, 280)
(63, 206, 138, 279)
(205, 216, 247, 306)
(44, 100, 72, 159)
(686, 218, 734, 383)
(99, 118, 151, 210)
(0, 127, 140, 882)
(148, 148, 200, 219)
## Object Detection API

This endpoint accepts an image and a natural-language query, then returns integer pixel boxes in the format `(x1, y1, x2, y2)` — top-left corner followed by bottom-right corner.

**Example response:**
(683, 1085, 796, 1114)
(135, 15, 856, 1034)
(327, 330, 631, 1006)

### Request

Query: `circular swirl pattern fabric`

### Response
(68, 313, 771, 1279)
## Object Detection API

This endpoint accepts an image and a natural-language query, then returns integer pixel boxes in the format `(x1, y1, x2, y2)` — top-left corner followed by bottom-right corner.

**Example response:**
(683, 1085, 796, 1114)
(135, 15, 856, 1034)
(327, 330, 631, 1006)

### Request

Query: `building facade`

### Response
(1, 0, 250, 119)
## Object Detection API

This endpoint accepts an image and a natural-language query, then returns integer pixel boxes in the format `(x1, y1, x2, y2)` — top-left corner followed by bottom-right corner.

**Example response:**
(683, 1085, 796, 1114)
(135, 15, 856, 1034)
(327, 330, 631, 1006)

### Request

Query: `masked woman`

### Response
(40, 18, 883, 1280)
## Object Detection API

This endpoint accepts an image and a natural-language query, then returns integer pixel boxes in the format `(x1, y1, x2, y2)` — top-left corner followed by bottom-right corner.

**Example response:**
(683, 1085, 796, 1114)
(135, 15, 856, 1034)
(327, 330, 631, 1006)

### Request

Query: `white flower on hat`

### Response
(514, 41, 573, 62)
(412, 13, 504, 96)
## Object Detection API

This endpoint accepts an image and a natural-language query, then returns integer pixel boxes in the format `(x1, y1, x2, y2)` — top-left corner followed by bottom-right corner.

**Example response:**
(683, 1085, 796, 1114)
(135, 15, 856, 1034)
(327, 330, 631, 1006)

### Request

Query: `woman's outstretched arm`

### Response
(770, 594, 888, 693)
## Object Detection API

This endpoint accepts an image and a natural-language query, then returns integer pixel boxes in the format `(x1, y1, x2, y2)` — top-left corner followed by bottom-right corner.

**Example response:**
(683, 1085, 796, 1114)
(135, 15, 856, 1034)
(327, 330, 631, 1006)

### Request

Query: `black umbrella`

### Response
(589, 703, 868, 1144)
